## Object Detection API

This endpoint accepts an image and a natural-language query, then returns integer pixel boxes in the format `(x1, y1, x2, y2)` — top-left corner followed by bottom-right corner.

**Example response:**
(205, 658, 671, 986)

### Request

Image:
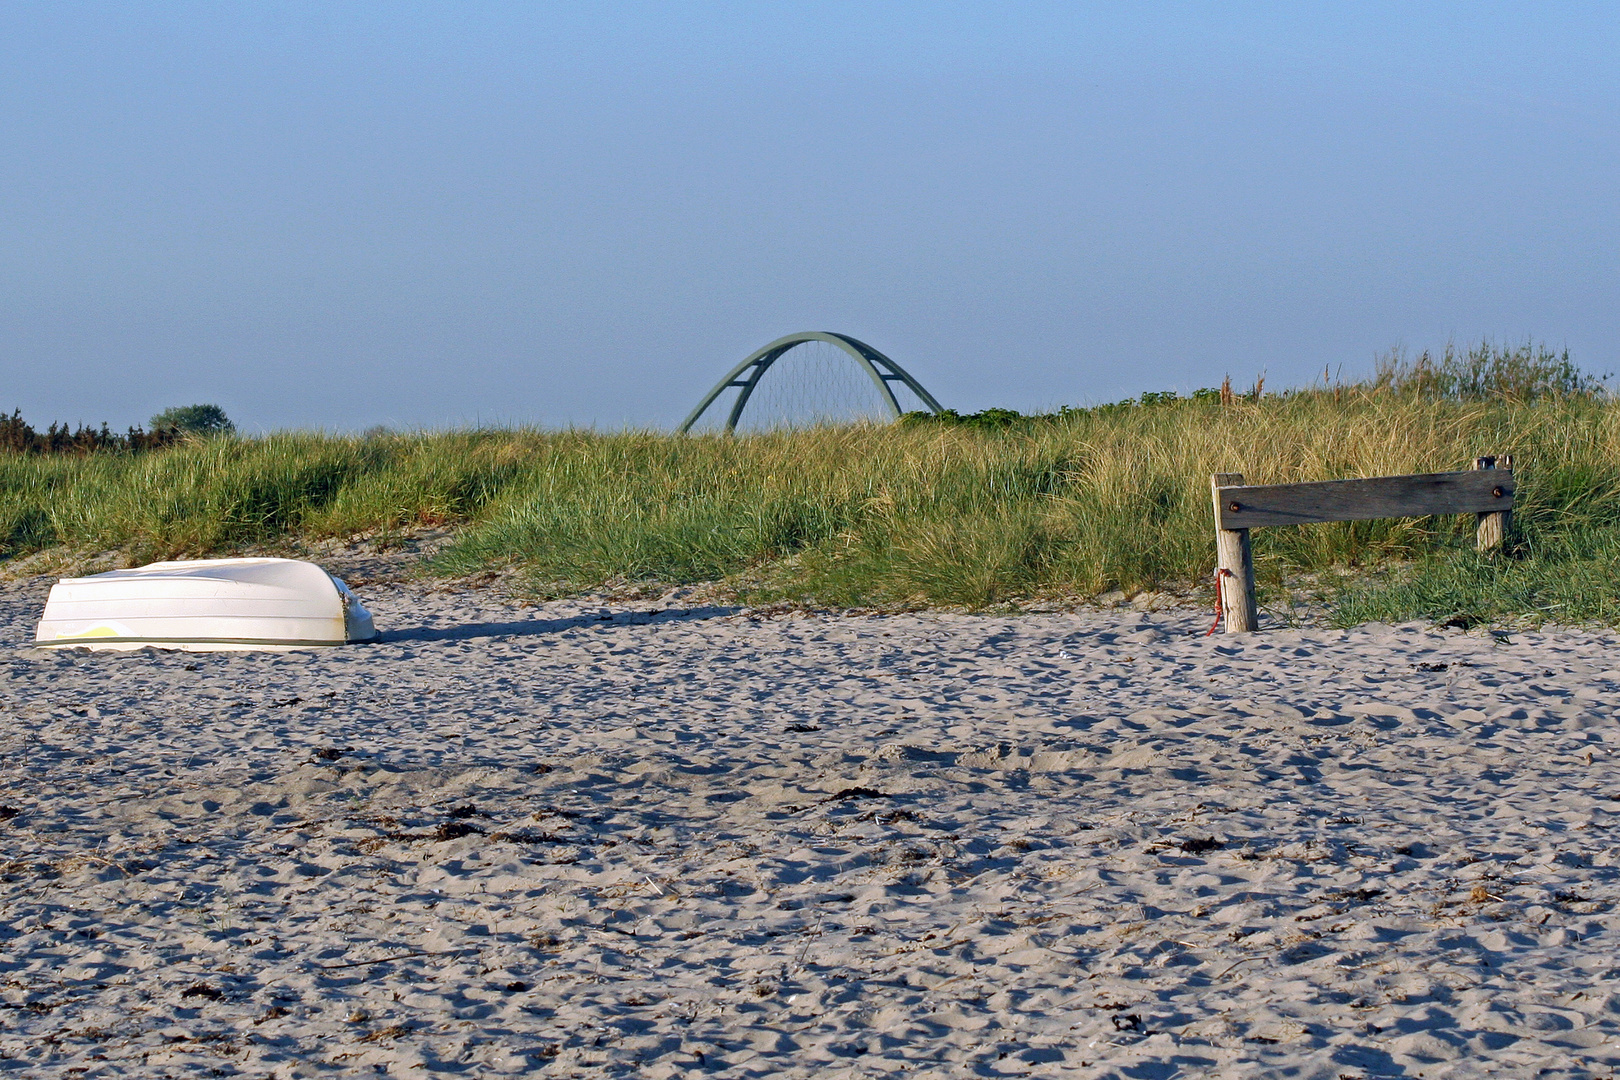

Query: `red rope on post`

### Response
(1207, 568, 1235, 637)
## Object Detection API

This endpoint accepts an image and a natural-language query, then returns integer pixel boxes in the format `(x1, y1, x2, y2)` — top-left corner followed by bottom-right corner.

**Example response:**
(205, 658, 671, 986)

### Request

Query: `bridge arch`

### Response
(678, 332, 945, 434)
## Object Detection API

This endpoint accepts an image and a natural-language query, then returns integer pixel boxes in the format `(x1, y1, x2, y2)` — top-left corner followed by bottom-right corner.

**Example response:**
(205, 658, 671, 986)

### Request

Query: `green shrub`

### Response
(150, 404, 235, 436)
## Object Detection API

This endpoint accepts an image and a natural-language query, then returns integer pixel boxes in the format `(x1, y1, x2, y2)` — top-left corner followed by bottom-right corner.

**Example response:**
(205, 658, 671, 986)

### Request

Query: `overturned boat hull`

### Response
(34, 558, 377, 652)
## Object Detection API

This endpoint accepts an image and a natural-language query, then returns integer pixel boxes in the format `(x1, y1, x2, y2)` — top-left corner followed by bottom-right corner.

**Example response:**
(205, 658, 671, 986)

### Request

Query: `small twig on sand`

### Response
(1215, 955, 1266, 980)
(316, 949, 473, 971)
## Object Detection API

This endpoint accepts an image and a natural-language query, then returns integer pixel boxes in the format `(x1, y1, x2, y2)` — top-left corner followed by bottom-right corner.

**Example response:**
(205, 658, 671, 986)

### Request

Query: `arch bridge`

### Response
(678, 331, 945, 434)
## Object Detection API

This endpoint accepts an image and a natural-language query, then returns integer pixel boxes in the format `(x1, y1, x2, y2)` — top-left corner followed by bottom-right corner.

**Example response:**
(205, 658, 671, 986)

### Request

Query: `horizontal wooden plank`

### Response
(1215, 469, 1514, 529)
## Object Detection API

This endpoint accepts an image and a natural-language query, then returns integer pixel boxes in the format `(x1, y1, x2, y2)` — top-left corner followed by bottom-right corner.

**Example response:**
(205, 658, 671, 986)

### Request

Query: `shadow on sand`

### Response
(375, 605, 742, 644)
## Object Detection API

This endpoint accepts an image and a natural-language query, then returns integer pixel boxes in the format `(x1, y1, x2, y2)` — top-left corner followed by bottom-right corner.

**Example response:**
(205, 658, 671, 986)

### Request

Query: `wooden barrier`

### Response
(1212, 456, 1514, 633)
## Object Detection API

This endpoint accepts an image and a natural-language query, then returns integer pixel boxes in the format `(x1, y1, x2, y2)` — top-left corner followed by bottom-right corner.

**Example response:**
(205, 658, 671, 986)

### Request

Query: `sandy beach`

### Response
(3, 570, 1620, 1078)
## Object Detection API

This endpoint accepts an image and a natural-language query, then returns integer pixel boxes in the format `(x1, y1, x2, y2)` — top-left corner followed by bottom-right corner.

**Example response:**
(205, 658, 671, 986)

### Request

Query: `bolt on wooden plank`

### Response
(1211, 456, 1513, 634)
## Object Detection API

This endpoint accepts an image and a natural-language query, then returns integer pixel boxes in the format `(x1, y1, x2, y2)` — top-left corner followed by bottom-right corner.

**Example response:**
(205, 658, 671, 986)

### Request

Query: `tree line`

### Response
(0, 404, 233, 454)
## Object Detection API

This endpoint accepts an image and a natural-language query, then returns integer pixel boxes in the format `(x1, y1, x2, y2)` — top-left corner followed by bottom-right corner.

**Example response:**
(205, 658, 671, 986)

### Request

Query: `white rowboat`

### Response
(34, 558, 378, 651)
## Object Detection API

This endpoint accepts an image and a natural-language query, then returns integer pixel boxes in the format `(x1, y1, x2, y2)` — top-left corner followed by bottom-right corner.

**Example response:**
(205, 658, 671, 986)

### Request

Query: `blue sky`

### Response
(3, 3, 1617, 431)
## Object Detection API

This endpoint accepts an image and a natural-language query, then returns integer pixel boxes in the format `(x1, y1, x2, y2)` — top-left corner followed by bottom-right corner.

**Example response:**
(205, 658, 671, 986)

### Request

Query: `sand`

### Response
(3, 570, 1620, 1078)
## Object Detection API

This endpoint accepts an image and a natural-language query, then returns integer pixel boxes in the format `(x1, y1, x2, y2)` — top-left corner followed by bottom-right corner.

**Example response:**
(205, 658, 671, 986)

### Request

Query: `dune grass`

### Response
(5, 380, 1620, 626)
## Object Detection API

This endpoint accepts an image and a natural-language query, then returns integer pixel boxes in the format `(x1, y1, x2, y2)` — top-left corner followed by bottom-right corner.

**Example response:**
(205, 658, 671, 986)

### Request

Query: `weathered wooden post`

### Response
(1211, 472, 1259, 633)
(1474, 455, 1513, 552)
